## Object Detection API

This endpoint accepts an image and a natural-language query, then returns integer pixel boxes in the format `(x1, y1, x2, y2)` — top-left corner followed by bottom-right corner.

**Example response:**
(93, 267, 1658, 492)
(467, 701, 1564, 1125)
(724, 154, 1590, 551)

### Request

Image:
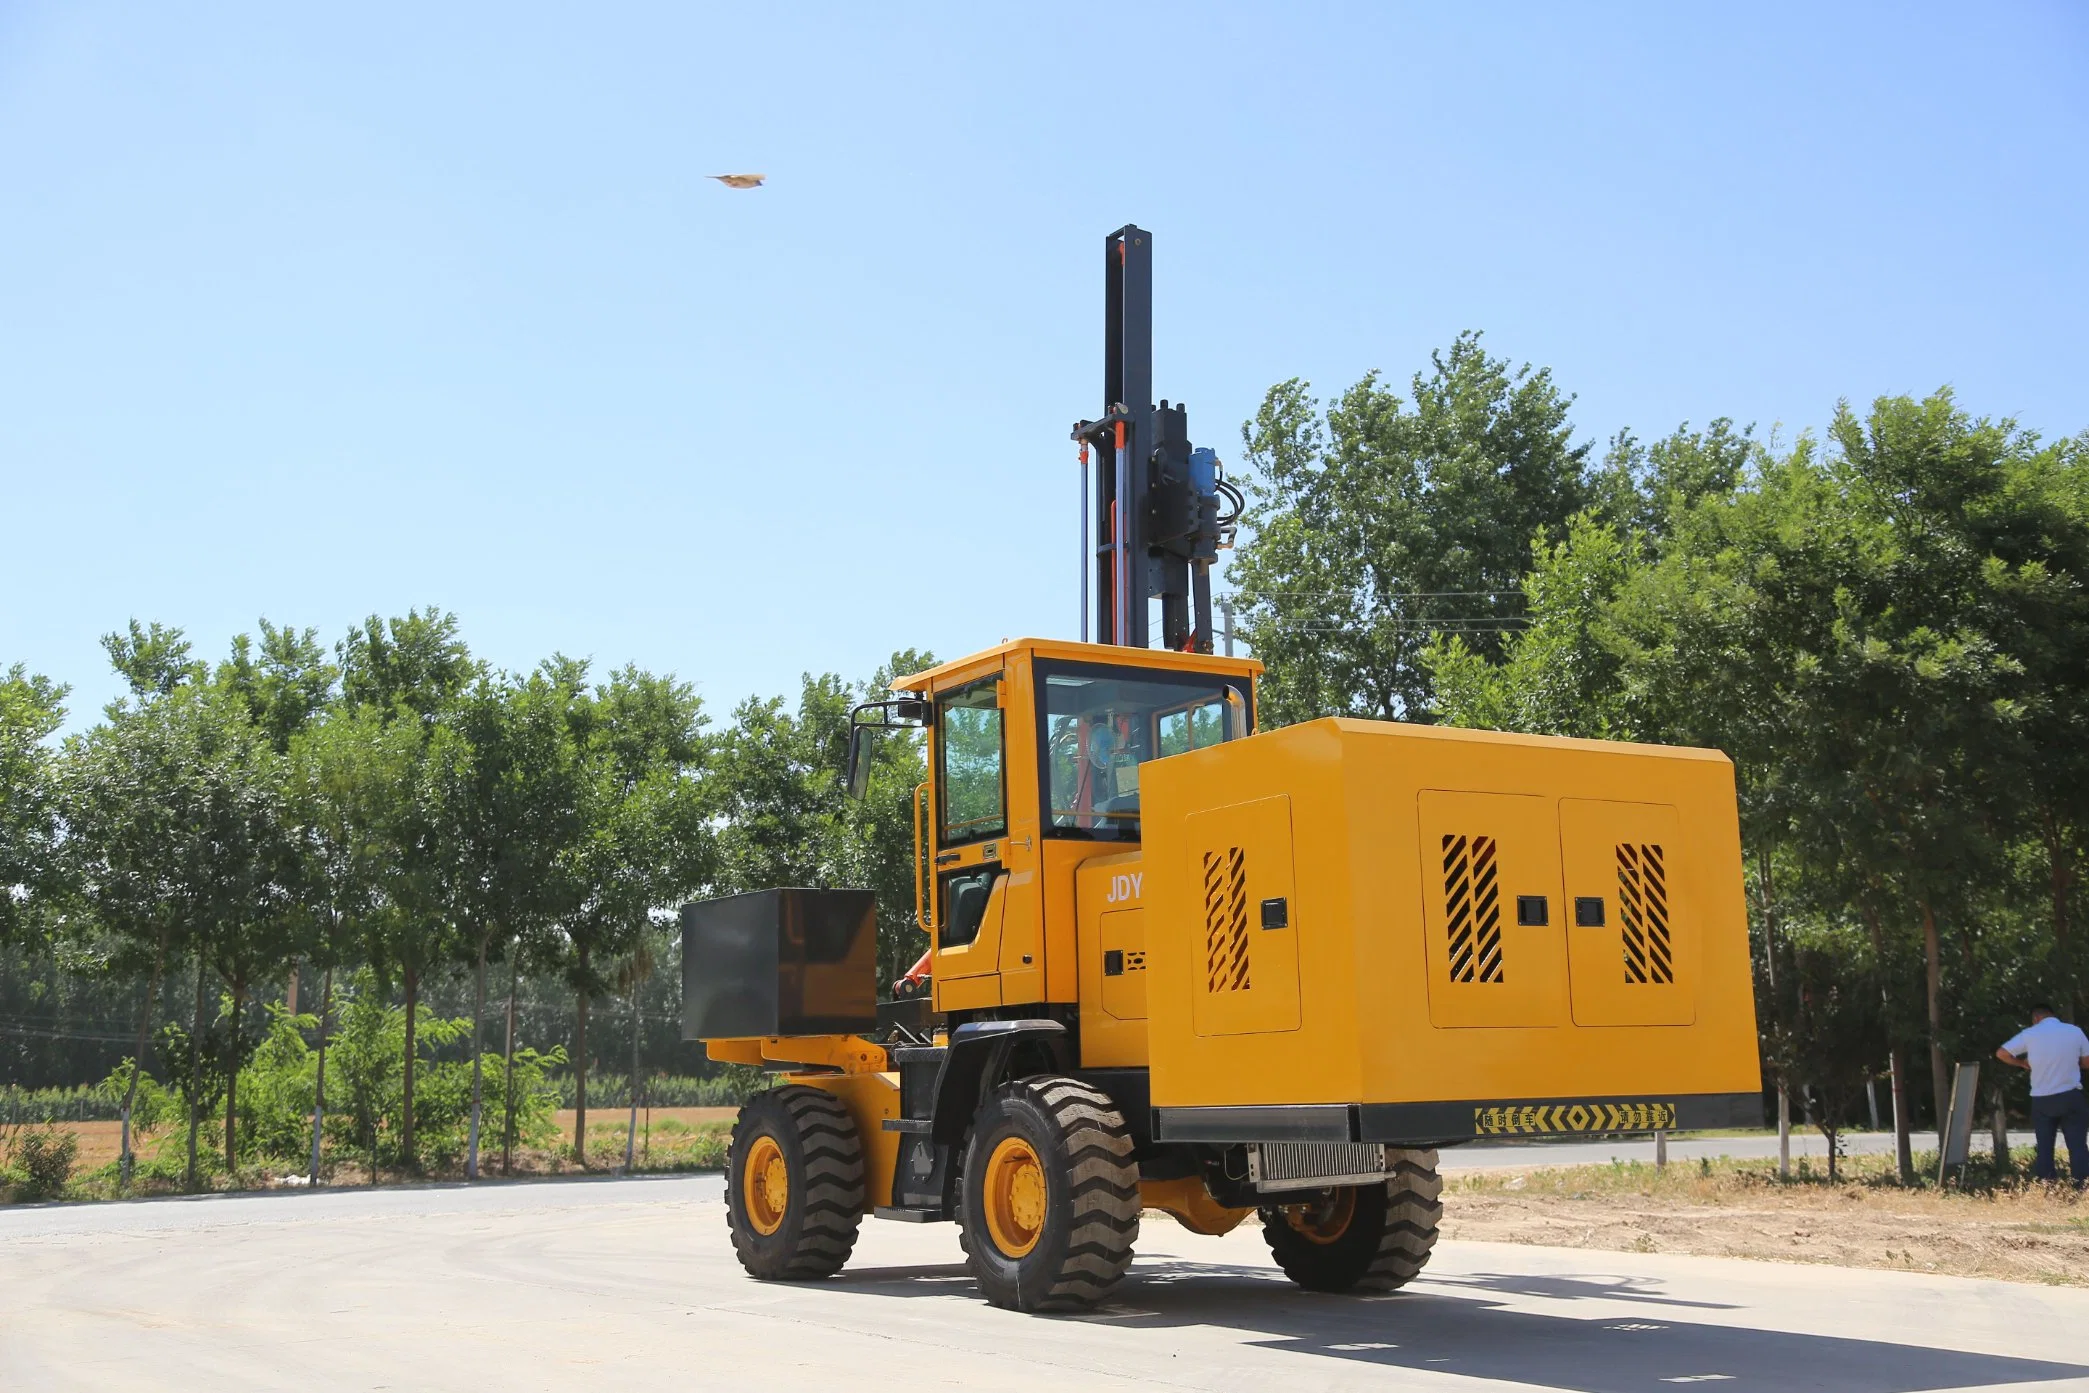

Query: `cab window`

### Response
(939, 866, 999, 948)
(1040, 662, 1251, 841)
(937, 679, 1006, 844)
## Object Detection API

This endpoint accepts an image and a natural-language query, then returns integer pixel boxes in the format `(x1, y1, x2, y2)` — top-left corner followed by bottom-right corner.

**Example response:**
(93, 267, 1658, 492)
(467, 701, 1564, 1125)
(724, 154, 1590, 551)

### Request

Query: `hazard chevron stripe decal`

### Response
(1471, 1101, 1679, 1135)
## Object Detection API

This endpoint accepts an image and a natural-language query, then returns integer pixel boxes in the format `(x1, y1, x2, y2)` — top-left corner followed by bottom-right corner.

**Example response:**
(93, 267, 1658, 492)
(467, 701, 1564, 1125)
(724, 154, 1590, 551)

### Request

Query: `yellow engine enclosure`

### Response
(1136, 717, 1761, 1125)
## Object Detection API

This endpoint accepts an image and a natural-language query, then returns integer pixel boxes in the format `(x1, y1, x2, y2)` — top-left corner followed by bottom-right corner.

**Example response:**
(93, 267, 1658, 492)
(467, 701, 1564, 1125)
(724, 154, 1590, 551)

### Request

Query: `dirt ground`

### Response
(1441, 1155, 2089, 1287)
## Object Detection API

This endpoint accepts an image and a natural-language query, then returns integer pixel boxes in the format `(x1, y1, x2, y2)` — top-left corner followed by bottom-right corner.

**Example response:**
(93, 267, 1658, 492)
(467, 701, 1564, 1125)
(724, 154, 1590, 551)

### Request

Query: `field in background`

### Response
(32, 1107, 738, 1179)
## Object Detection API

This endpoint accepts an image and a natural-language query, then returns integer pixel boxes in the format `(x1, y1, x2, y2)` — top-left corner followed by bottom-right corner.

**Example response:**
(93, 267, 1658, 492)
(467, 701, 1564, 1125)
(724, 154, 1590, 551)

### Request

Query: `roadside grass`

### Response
(7, 1115, 733, 1204)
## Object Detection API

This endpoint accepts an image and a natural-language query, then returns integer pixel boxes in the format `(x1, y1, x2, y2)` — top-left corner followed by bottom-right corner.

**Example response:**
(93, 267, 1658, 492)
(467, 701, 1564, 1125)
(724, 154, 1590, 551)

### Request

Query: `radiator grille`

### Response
(1616, 841, 1674, 984)
(1248, 1142, 1389, 1192)
(1203, 846, 1251, 993)
(1442, 833, 1505, 983)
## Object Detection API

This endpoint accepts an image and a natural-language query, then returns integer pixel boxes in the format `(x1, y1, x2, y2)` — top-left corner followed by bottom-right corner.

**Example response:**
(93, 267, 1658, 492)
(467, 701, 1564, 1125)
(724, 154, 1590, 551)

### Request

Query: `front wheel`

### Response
(1260, 1147, 1441, 1293)
(725, 1085, 865, 1281)
(959, 1076, 1140, 1312)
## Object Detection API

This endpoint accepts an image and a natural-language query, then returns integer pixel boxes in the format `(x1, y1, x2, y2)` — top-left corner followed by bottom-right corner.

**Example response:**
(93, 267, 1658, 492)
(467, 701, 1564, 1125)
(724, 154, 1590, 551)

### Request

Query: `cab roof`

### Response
(891, 637, 1263, 693)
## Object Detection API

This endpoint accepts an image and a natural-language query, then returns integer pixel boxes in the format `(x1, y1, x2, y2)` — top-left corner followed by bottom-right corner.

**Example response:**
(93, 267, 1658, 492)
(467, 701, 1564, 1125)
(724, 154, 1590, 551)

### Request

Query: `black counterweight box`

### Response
(680, 888, 879, 1040)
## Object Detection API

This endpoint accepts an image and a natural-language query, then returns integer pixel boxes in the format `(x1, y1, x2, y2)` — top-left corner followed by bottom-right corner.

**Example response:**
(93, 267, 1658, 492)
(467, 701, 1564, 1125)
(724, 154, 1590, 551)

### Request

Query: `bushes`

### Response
(290, 971, 565, 1171)
(3, 1125, 79, 1200)
(54, 970, 567, 1187)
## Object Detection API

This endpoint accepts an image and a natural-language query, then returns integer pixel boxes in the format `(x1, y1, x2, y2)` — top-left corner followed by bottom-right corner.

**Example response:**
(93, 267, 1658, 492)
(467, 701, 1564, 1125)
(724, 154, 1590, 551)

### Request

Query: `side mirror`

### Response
(845, 726, 874, 801)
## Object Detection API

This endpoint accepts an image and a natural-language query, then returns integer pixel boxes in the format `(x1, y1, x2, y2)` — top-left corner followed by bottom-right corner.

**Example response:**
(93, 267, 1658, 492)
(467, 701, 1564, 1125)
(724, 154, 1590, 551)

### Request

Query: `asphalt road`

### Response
(4, 1174, 2085, 1392)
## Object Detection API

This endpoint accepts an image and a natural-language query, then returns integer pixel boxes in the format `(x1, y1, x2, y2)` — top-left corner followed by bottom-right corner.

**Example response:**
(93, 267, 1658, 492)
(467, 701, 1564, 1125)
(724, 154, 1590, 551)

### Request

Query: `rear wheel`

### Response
(959, 1076, 1140, 1312)
(1261, 1147, 1441, 1293)
(725, 1085, 865, 1281)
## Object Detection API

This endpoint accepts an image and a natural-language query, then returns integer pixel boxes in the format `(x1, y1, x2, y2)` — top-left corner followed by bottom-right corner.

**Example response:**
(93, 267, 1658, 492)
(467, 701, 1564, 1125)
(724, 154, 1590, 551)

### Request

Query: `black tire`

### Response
(958, 1076, 1140, 1313)
(725, 1085, 865, 1281)
(1260, 1147, 1441, 1293)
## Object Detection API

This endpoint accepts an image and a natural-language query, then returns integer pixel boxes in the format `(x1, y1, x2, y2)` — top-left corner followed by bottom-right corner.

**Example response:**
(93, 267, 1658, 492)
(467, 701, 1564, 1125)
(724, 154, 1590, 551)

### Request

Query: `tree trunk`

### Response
(1776, 1081, 1791, 1179)
(223, 978, 246, 1173)
(1860, 900, 1914, 1183)
(401, 963, 419, 1168)
(1888, 1048, 1914, 1184)
(285, 963, 299, 1018)
(1921, 899, 1949, 1142)
(186, 953, 207, 1191)
(2048, 811, 2079, 1020)
(1990, 1081, 2011, 1171)
(625, 975, 641, 1173)
(573, 958, 590, 1166)
(120, 938, 167, 1192)
(310, 965, 333, 1185)
(466, 934, 489, 1181)
(502, 957, 519, 1177)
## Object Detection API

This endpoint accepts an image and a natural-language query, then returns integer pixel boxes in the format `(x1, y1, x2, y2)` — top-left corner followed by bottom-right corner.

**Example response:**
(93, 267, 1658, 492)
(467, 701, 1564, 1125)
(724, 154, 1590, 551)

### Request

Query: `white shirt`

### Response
(2002, 1017, 2089, 1097)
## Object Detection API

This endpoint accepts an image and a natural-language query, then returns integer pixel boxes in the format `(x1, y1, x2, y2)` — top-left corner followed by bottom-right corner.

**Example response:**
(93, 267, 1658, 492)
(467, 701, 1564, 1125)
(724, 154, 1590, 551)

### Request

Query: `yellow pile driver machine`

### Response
(684, 226, 1762, 1312)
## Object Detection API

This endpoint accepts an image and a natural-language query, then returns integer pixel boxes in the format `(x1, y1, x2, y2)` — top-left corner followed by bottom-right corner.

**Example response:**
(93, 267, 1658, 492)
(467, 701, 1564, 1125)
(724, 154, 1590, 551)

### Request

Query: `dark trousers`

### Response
(2030, 1088, 2089, 1186)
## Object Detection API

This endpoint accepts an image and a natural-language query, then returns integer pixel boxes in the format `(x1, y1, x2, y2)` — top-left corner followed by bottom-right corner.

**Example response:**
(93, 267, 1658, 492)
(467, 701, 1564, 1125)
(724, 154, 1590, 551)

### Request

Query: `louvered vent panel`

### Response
(1202, 846, 1251, 993)
(1248, 1142, 1389, 1192)
(1442, 833, 1505, 984)
(1616, 842, 1674, 984)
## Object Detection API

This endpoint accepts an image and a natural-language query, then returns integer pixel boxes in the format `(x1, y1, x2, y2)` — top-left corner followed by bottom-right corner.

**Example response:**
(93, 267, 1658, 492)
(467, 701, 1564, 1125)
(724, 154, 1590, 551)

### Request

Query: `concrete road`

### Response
(4, 1176, 2085, 1392)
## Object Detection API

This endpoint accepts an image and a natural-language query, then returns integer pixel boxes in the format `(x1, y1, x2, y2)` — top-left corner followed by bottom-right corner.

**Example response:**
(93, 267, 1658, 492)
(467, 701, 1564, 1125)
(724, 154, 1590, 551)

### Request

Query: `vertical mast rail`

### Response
(1072, 224, 1216, 652)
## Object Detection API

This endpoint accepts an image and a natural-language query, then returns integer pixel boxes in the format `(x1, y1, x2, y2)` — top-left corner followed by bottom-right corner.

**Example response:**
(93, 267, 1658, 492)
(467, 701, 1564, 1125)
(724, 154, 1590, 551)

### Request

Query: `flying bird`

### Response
(709, 174, 766, 190)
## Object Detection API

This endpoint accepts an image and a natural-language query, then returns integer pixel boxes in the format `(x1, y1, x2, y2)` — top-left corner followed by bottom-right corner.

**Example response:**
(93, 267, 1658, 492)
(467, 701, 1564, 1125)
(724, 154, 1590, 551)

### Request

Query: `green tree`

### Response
(0, 666, 67, 948)
(444, 666, 592, 1179)
(338, 608, 476, 720)
(217, 621, 340, 755)
(335, 609, 478, 1168)
(65, 671, 291, 1188)
(101, 620, 206, 698)
(553, 662, 710, 1161)
(1231, 333, 1589, 725)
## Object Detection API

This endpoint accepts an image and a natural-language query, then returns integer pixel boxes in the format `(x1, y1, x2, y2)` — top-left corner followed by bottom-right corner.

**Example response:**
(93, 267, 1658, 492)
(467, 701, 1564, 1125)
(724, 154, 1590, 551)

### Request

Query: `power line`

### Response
(0, 1021, 138, 1044)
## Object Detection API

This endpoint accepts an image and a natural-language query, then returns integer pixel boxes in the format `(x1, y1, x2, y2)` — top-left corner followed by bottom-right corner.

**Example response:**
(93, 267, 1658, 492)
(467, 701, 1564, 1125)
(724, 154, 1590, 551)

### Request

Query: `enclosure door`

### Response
(1186, 795, 1301, 1037)
(1559, 799, 1695, 1026)
(1418, 791, 1569, 1029)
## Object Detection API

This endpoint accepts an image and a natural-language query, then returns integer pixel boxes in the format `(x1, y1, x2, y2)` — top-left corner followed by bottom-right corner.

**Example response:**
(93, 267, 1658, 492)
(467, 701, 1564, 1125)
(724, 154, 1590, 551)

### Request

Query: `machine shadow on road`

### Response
(829, 1258, 2089, 1393)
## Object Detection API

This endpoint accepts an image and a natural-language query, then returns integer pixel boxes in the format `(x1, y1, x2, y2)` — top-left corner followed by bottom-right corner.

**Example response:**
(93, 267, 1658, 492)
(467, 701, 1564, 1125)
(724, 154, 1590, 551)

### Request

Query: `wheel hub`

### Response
(743, 1135, 790, 1236)
(1285, 1187, 1356, 1245)
(982, 1135, 1047, 1258)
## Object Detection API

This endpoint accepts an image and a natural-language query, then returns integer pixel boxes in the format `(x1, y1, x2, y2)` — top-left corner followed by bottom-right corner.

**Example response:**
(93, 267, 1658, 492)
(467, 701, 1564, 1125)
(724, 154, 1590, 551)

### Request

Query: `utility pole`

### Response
(1220, 597, 1235, 657)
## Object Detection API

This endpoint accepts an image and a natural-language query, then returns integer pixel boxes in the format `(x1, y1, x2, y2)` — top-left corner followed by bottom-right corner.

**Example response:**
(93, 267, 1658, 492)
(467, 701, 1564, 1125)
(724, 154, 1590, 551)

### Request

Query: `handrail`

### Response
(914, 781, 936, 935)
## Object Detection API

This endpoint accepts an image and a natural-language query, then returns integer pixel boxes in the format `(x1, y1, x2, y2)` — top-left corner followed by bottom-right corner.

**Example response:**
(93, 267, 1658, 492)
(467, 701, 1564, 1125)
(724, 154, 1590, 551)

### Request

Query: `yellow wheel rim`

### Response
(743, 1135, 790, 1236)
(982, 1135, 1047, 1259)
(1285, 1188, 1356, 1246)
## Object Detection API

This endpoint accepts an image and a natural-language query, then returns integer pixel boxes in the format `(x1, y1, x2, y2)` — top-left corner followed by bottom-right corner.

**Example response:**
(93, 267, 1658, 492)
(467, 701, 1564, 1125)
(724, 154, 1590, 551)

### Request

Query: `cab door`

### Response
(929, 672, 1041, 1012)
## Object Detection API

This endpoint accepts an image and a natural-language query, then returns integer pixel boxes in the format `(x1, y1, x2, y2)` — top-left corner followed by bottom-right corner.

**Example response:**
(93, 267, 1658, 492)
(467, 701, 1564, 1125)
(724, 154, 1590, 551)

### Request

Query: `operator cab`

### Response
(847, 638, 1261, 1023)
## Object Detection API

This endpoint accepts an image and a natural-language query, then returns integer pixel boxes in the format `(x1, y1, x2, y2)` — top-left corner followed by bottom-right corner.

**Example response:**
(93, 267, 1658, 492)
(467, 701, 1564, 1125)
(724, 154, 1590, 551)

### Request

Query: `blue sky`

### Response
(4, 3, 2086, 729)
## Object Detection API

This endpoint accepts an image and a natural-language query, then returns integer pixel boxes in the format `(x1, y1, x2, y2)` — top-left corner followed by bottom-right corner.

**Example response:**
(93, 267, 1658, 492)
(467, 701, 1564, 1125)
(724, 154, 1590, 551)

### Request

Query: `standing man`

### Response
(1995, 1003, 2089, 1187)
